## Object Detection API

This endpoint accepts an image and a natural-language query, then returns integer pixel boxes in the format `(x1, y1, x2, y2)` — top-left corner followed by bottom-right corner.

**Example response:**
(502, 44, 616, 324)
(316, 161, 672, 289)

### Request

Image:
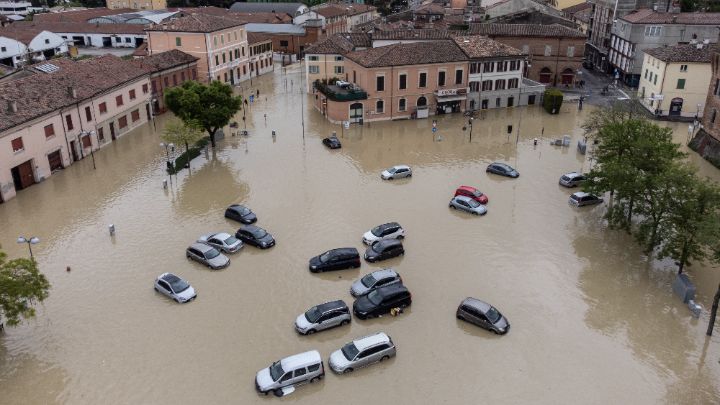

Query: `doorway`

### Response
(110, 122, 116, 141)
(70, 140, 79, 161)
(349, 102, 363, 123)
(528, 95, 536, 105)
(11, 160, 35, 191)
(669, 98, 683, 116)
(48, 150, 63, 172)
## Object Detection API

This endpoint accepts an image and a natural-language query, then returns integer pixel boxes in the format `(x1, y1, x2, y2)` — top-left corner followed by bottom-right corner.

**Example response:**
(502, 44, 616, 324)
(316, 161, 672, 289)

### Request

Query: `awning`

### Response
(436, 95, 467, 103)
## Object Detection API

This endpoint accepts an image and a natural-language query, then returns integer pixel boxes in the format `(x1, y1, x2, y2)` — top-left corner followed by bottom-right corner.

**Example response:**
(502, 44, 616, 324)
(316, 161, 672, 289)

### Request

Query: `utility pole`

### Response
(707, 282, 720, 336)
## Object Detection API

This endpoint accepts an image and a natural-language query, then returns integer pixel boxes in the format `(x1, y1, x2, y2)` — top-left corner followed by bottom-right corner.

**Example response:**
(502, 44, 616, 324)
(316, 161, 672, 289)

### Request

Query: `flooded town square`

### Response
(1, 65, 720, 405)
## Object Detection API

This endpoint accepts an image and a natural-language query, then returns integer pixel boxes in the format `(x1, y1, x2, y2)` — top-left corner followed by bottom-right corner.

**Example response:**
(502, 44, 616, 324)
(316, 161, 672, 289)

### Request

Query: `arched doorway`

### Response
(669, 97, 683, 116)
(539, 67, 552, 84)
(349, 102, 363, 123)
(561, 68, 574, 85)
(417, 96, 427, 107)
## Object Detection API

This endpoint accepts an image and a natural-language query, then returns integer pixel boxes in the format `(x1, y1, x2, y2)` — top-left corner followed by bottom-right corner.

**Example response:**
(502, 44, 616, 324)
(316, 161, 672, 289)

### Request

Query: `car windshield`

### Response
(319, 252, 331, 263)
(205, 248, 220, 259)
(486, 307, 501, 323)
(361, 273, 377, 287)
(561, 175, 571, 181)
(168, 277, 190, 293)
(250, 228, 267, 238)
(223, 235, 239, 245)
(386, 167, 397, 174)
(269, 361, 284, 381)
(370, 225, 383, 237)
(341, 342, 360, 361)
(239, 207, 251, 215)
(467, 199, 481, 208)
(367, 290, 383, 305)
(305, 306, 322, 323)
(372, 242, 386, 253)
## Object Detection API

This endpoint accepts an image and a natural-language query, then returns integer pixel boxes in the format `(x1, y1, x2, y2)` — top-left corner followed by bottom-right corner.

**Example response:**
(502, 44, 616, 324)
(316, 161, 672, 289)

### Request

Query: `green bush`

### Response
(167, 136, 210, 174)
(543, 89, 564, 114)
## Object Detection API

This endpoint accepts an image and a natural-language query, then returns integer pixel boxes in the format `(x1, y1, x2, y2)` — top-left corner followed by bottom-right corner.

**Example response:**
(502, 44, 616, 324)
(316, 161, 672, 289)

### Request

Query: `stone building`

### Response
(692, 49, 720, 166)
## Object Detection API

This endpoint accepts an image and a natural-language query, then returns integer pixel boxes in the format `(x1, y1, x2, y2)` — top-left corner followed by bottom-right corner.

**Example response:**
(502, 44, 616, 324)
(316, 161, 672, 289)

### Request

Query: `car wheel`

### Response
(310, 376, 320, 383)
(397, 235, 404, 239)
(457, 314, 464, 320)
(340, 320, 350, 326)
(343, 368, 353, 374)
(380, 355, 390, 362)
(306, 329, 316, 335)
(175, 297, 181, 303)
(491, 329, 500, 335)
(154, 287, 159, 292)
(449, 204, 455, 209)
(407, 173, 412, 177)
(273, 389, 283, 397)
(263, 391, 269, 396)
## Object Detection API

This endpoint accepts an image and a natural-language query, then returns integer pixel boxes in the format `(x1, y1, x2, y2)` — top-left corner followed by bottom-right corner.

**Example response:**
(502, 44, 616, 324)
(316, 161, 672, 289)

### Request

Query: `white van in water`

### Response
(255, 350, 324, 396)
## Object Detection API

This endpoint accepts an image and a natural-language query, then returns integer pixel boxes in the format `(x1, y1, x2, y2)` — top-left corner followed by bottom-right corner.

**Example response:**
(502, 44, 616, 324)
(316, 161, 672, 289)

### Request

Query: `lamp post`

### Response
(468, 117, 474, 142)
(160, 142, 174, 182)
(17, 236, 39, 260)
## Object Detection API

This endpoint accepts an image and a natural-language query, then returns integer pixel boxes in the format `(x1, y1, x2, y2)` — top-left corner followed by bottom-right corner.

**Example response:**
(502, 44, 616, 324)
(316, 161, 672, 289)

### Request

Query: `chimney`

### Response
(68, 86, 77, 98)
(697, 43, 703, 49)
(672, 15, 677, 23)
(8, 100, 17, 113)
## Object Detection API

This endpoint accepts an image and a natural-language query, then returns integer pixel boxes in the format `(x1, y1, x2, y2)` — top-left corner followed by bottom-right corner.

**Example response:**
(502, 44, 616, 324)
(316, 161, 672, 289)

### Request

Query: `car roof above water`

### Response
(461, 297, 492, 313)
(280, 350, 322, 370)
(315, 299, 348, 313)
(370, 268, 398, 279)
(190, 242, 214, 253)
(353, 332, 391, 351)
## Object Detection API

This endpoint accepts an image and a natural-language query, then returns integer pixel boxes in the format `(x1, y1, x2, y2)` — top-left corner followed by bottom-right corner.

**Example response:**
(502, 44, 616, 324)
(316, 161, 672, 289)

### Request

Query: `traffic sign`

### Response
(432, 127, 437, 133)
(343, 121, 350, 129)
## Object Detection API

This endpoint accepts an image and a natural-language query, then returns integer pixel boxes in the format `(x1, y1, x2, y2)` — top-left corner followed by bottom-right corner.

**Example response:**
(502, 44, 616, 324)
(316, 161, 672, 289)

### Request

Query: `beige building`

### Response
(638, 44, 714, 119)
(304, 33, 370, 92)
(0, 56, 152, 203)
(146, 13, 251, 85)
(107, 0, 167, 11)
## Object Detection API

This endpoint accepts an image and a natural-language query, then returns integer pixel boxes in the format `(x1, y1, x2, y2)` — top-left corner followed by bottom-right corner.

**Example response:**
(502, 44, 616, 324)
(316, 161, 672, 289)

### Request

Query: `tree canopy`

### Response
(0, 251, 50, 327)
(164, 81, 242, 148)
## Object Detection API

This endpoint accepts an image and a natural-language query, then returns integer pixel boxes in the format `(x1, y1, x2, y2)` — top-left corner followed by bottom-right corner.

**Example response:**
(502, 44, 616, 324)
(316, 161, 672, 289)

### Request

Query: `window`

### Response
(118, 116, 128, 129)
(131, 109, 140, 122)
(715, 78, 720, 96)
(81, 135, 91, 148)
(438, 71, 446, 86)
(175, 37, 181, 46)
(654, 75, 657, 85)
(234, 31, 238, 41)
(482, 80, 492, 91)
(508, 96, 514, 107)
(223, 72, 227, 82)
(221, 35, 224, 45)
(567, 46, 575, 57)
(399, 98, 406, 111)
(234, 49, 239, 59)
(419, 72, 427, 88)
(470, 62, 480, 74)
(469, 81, 480, 92)
(677, 79, 686, 89)
(83, 106, 91, 122)
(308, 364, 320, 372)
(712, 109, 717, 124)
(193, 69, 197, 79)
(222, 53, 226, 64)
(99, 102, 107, 114)
(142, 83, 148, 94)
(215, 55, 219, 66)
(522, 44, 529, 54)
(334, 66, 344, 74)
(45, 38, 50, 44)
(508, 78, 519, 89)
(1, 46, 5, 52)
(544, 45, 552, 56)
(308, 65, 319, 74)
(399, 74, 407, 90)
(173, 74, 177, 86)
(65, 114, 74, 130)
(164, 77, 169, 87)
(280, 40, 289, 47)
(495, 79, 506, 90)
(293, 368, 307, 377)
(44, 124, 55, 138)
(483, 62, 494, 73)
(455, 69, 463, 84)
(645, 26, 661, 37)
(181, 72, 185, 82)
(97, 127, 104, 142)
(496, 98, 501, 107)
(116, 95, 123, 107)
(680, 64, 688, 72)
(129, 89, 136, 100)
(125, 37, 131, 43)
(11, 137, 23, 152)
(308, 55, 319, 61)
(644, 69, 648, 79)
(376, 75, 385, 91)
(280, 373, 292, 383)
(334, 56, 343, 61)
(376, 100, 384, 113)
(497, 61, 507, 72)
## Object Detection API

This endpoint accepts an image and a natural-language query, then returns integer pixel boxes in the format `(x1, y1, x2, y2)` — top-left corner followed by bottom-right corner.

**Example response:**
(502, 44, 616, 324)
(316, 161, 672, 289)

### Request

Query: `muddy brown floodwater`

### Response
(1, 64, 720, 405)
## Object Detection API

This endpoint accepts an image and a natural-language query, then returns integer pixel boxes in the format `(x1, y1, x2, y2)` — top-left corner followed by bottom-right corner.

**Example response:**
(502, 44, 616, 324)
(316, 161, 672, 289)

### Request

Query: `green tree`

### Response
(162, 119, 204, 163)
(164, 81, 242, 148)
(0, 251, 50, 327)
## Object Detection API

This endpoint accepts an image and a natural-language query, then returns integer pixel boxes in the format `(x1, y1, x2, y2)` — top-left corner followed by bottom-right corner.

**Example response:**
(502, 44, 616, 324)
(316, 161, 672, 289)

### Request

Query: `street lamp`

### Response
(17, 236, 39, 259)
(160, 142, 174, 181)
(468, 117, 474, 142)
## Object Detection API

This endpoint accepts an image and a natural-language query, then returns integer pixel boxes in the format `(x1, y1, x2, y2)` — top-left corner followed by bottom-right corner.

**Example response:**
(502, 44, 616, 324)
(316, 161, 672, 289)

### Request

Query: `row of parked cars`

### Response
(559, 172, 604, 207)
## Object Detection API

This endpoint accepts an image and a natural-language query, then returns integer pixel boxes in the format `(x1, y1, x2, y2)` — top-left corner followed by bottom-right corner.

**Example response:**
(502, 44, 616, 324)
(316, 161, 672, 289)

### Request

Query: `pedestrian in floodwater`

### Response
(256, 89, 260, 97)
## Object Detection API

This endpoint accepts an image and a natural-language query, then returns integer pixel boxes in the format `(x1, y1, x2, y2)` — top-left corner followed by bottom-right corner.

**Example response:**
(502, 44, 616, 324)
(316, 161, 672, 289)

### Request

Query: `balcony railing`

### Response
(315, 81, 368, 101)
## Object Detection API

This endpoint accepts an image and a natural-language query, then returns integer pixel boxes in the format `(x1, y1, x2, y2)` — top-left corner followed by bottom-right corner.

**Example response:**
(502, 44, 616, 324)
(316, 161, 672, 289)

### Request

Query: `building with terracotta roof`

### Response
(146, 13, 251, 84)
(638, 43, 715, 119)
(4, 20, 147, 50)
(33, 7, 134, 23)
(469, 23, 585, 86)
(134, 49, 199, 114)
(304, 33, 370, 90)
(609, 10, 720, 87)
(247, 32, 274, 78)
(0, 55, 152, 202)
(694, 49, 720, 165)
(311, 2, 378, 34)
(107, 0, 167, 11)
(229, 2, 309, 17)
(0, 24, 68, 67)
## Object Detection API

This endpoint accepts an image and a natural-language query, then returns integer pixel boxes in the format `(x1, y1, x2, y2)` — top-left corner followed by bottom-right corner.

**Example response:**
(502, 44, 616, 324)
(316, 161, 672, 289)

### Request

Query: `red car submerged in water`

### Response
(454, 186, 489, 204)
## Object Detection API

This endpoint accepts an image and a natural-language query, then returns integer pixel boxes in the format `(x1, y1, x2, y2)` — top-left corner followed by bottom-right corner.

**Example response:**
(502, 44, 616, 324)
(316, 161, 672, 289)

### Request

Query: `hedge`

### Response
(542, 89, 564, 114)
(167, 136, 210, 174)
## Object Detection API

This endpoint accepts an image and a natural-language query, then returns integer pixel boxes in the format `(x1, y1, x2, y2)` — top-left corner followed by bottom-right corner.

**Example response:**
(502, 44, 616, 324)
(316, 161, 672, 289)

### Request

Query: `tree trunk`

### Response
(707, 282, 720, 336)
(208, 128, 216, 148)
(678, 240, 689, 274)
(626, 197, 634, 230)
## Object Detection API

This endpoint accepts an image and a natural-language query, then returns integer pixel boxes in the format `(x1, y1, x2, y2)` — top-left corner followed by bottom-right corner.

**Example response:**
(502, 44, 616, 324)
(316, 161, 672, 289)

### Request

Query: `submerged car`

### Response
(186, 242, 230, 270)
(456, 297, 510, 335)
(255, 350, 325, 396)
(569, 192, 603, 207)
(328, 332, 397, 374)
(295, 300, 351, 335)
(309, 248, 361, 272)
(235, 225, 275, 249)
(350, 268, 402, 297)
(381, 165, 412, 180)
(362, 222, 405, 245)
(486, 162, 519, 178)
(559, 172, 586, 188)
(353, 283, 411, 319)
(364, 239, 404, 262)
(455, 185, 489, 204)
(449, 195, 488, 215)
(224, 204, 257, 224)
(198, 232, 243, 253)
(154, 272, 196, 303)
(322, 136, 341, 149)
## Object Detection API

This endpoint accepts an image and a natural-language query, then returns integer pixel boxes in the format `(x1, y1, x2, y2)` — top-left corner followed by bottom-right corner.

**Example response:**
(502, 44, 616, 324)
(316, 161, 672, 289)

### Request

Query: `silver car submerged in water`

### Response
(186, 242, 230, 270)
(329, 332, 396, 374)
(197, 232, 243, 253)
(350, 269, 402, 297)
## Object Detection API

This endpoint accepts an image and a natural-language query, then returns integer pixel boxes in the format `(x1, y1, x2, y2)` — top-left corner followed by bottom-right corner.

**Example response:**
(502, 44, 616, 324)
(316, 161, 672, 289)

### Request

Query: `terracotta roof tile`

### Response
(453, 36, 524, 58)
(0, 55, 152, 133)
(346, 40, 467, 68)
(644, 43, 717, 63)
(247, 32, 273, 44)
(372, 29, 453, 40)
(469, 23, 586, 38)
(33, 7, 135, 23)
(135, 49, 198, 71)
(562, 2, 591, 14)
(2, 20, 146, 36)
(621, 9, 720, 24)
(305, 33, 370, 54)
(145, 13, 245, 33)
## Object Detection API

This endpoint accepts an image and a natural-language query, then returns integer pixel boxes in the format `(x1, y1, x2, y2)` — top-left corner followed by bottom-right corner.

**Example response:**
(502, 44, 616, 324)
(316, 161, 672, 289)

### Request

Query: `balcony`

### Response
(315, 81, 368, 102)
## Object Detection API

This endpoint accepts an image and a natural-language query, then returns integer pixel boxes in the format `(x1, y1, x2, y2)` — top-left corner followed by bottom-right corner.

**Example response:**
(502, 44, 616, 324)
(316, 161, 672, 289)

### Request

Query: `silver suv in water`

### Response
(295, 300, 351, 335)
(255, 350, 325, 396)
(350, 269, 402, 297)
(186, 242, 230, 270)
(329, 332, 396, 374)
